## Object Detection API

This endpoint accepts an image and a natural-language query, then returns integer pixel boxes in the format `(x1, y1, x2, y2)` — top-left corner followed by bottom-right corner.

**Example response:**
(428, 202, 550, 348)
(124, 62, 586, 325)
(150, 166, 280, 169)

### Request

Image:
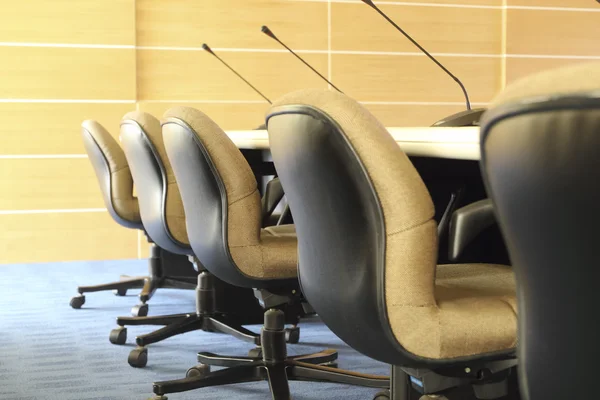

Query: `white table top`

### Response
(227, 126, 480, 161)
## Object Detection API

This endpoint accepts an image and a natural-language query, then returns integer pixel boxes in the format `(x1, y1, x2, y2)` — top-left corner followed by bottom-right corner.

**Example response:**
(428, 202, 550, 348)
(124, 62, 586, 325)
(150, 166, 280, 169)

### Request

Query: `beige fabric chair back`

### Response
(270, 89, 438, 307)
(81, 120, 142, 229)
(267, 89, 516, 365)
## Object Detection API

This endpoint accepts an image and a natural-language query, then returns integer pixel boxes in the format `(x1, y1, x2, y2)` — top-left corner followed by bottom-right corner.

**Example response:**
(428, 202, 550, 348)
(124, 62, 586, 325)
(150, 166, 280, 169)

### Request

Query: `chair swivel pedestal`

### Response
(109, 270, 300, 368)
(70, 244, 197, 317)
(149, 309, 389, 400)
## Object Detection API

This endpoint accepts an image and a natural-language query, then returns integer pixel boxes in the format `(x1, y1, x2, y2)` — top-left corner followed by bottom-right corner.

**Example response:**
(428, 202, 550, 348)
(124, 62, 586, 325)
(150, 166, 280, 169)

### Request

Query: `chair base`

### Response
(70, 244, 197, 316)
(113, 312, 271, 368)
(110, 272, 280, 368)
(148, 309, 389, 400)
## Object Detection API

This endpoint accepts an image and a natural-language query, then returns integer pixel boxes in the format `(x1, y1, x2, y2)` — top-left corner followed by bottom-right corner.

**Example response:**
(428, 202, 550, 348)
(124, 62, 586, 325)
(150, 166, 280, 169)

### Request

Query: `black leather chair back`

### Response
(161, 107, 296, 289)
(481, 91, 600, 400)
(120, 112, 191, 255)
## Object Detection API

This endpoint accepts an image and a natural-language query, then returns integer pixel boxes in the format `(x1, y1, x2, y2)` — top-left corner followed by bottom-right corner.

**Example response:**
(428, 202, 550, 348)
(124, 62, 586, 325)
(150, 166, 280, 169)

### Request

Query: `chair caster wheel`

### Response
(373, 390, 390, 400)
(113, 288, 127, 296)
(148, 396, 168, 400)
(128, 347, 148, 368)
(248, 347, 263, 359)
(285, 326, 300, 344)
(109, 327, 127, 345)
(131, 303, 149, 317)
(186, 363, 210, 378)
(70, 295, 85, 309)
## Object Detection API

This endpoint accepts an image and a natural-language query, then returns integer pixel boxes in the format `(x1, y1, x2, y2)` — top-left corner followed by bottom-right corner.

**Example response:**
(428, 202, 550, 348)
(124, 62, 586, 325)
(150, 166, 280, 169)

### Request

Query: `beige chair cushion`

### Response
(163, 106, 298, 279)
(81, 120, 141, 224)
(490, 61, 600, 108)
(269, 89, 517, 359)
(122, 111, 188, 245)
(398, 264, 516, 359)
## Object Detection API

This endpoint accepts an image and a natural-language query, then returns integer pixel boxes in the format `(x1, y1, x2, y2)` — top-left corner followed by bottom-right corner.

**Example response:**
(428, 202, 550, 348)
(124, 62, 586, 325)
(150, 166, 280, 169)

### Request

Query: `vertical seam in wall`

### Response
(137, 230, 142, 259)
(134, 0, 140, 109)
(327, 0, 332, 90)
(500, 0, 507, 90)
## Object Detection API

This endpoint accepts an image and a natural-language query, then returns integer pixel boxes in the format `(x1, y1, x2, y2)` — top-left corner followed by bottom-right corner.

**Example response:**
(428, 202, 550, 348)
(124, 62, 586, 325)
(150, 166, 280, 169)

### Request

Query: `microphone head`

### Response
(261, 25, 276, 39)
(202, 43, 214, 54)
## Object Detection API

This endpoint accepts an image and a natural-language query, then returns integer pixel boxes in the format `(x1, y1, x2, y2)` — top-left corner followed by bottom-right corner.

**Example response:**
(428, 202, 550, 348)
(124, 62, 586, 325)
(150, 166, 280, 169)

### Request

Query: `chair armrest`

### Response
(448, 199, 496, 262)
(261, 177, 285, 226)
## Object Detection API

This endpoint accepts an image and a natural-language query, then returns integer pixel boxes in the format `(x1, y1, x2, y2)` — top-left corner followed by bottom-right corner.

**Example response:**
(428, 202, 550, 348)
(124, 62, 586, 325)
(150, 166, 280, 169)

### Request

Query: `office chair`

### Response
(265, 89, 519, 400)
(71, 120, 195, 317)
(145, 106, 392, 400)
(479, 62, 600, 400)
(111, 111, 279, 368)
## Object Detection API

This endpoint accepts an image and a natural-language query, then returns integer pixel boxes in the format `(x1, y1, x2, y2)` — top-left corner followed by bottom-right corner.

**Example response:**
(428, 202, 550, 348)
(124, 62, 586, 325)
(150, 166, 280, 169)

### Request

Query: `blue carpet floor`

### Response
(0, 260, 389, 400)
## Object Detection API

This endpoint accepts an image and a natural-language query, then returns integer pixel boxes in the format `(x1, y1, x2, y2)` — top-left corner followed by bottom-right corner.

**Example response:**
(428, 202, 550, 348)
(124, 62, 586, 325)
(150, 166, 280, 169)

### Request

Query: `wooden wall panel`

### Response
(508, 0, 600, 8)
(139, 102, 269, 130)
(0, 212, 138, 264)
(379, 0, 500, 4)
(137, 0, 327, 49)
(0, 0, 135, 45)
(506, 9, 600, 56)
(332, 54, 500, 103)
(0, 47, 136, 100)
(0, 159, 103, 210)
(1, 103, 132, 155)
(137, 50, 328, 101)
(2, 0, 596, 264)
(332, 3, 501, 54)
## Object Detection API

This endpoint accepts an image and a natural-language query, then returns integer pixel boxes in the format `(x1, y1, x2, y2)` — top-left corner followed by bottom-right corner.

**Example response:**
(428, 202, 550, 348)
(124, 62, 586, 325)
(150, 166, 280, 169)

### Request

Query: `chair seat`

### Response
(390, 263, 517, 360)
(228, 224, 298, 281)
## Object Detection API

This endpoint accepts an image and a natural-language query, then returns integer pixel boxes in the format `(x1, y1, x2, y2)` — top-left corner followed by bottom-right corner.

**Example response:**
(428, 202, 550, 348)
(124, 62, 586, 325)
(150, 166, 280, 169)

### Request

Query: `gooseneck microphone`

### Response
(360, 0, 471, 111)
(261, 26, 344, 93)
(202, 43, 272, 104)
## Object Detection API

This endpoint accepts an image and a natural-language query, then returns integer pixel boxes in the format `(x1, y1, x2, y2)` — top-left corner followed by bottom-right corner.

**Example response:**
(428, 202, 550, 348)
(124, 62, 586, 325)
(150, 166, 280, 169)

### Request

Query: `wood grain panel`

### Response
(0, 159, 104, 210)
(507, 9, 600, 56)
(138, 50, 328, 101)
(508, 0, 600, 8)
(506, 58, 598, 85)
(332, 2, 501, 54)
(139, 102, 270, 130)
(364, 104, 467, 127)
(0, 212, 138, 264)
(136, 0, 327, 49)
(0, 47, 135, 99)
(332, 54, 500, 103)
(0, 103, 132, 155)
(377, 0, 500, 4)
(0, 0, 135, 45)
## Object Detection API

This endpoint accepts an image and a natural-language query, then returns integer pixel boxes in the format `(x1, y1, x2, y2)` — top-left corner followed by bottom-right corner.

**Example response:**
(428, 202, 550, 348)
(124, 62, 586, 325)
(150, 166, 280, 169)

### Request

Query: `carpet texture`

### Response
(0, 259, 390, 400)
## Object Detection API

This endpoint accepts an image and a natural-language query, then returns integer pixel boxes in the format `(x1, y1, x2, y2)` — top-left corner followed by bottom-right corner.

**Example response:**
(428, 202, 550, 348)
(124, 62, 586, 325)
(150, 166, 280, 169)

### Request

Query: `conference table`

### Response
(226, 126, 480, 161)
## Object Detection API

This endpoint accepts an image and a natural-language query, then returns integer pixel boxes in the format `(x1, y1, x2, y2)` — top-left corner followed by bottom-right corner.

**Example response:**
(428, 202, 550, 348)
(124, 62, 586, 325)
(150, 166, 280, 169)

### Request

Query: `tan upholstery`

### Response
(490, 61, 600, 108)
(163, 106, 298, 279)
(122, 111, 189, 245)
(81, 120, 141, 224)
(269, 89, 517, 359)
